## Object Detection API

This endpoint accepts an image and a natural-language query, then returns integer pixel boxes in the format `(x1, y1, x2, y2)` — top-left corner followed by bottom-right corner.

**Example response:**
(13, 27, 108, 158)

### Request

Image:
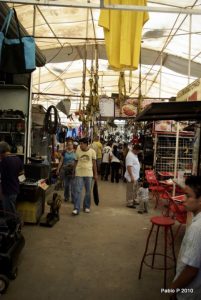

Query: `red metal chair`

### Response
(145, 170, 166, 208)
(162, 192, 187, 239)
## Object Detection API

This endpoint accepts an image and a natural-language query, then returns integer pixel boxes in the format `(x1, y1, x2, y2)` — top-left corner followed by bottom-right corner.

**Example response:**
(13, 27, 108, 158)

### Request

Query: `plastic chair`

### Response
(145, 170, 166, 208)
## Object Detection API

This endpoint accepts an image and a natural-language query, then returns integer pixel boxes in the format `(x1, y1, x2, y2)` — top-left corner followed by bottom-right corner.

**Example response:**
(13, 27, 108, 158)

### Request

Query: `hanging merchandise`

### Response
(0, 8, 36, 74)
(98, 0, 149, 70)
(44, 105, 58, 134)
(56, 98, 71, 116)
(118, 71, 126, 116)
(78, 125, 83, 137)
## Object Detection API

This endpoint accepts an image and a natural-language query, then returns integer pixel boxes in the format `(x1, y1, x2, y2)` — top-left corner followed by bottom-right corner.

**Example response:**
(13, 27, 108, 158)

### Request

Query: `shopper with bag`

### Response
(56, 139, 76, 203)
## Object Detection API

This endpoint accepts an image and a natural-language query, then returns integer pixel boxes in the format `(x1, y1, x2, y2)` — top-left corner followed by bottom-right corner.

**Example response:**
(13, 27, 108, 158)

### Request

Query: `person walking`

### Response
(124, 144, 141, 208)
(72, 137, 97, 216)
(110, 145, 121, 183)
(169, 176, 201, 300)
(101, 141, 112, 181)
(91, 136, 103, 175)
(0, 141, 23, 215)
(56, 139, 76, 203)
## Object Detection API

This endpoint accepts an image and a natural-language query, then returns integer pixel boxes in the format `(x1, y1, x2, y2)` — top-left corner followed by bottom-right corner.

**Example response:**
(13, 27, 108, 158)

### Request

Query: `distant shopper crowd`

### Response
(55, 136, 146, 216)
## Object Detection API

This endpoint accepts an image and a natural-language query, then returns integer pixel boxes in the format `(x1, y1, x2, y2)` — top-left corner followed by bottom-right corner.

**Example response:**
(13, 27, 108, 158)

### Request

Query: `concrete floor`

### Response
(4, 180, 184, 300)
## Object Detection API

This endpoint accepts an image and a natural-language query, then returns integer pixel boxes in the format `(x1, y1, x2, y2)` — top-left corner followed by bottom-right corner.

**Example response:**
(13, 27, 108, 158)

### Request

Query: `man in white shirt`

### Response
(169, 176, 201, 300)
(124, 144, 141, 208)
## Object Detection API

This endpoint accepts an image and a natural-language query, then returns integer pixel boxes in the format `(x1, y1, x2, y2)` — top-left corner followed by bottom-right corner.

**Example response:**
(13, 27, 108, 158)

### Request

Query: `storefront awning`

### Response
(134, 101, 201, 121)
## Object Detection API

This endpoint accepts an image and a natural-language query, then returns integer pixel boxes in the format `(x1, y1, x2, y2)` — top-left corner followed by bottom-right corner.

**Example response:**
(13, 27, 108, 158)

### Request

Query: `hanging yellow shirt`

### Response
(98, 0, 149, 70)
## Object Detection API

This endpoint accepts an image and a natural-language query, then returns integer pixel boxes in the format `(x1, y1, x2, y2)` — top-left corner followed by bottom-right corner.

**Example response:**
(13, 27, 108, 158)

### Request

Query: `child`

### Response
(137, 181, 149, 214)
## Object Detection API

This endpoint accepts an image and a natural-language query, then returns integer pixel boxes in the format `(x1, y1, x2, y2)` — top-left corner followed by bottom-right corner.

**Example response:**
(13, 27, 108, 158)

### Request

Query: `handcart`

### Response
(0, 211, 25, 294)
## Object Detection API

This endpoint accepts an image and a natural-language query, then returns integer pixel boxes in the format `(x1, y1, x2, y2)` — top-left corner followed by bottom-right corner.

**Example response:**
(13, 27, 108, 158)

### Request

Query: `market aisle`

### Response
(4, 180, 179, 300)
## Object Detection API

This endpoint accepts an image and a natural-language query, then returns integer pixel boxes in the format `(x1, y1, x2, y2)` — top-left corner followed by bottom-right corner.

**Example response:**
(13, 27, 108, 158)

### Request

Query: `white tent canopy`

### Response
(2, 1, 201, 119)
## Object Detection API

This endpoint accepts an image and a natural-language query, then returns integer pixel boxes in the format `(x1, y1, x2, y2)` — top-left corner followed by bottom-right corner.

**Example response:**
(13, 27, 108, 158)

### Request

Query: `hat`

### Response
(79, 137, 89, 144)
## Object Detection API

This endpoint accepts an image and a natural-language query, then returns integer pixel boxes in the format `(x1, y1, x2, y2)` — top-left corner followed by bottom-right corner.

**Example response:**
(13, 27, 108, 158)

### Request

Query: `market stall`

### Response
(134, 101, 201, 177)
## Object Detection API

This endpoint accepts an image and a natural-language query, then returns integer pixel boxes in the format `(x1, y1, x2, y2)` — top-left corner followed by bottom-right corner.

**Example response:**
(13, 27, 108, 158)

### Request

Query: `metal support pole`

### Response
(159, 53, 163, 99)
(187, 14, 192, 87)
(197, 124, 201, 176)
(153, 133, 157, 169)
(26, 4, 37, 160)
(173, 122, 180, 196)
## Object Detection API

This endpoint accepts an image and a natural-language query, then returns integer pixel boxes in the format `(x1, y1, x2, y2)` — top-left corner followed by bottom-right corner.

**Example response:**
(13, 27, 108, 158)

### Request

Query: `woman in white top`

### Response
(110, 145, 121, 183)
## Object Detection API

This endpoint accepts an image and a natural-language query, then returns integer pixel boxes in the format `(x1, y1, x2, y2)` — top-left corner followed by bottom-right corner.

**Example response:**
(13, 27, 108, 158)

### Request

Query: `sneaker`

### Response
(72, 209, 79, 215)
(84, 208, 90, 213)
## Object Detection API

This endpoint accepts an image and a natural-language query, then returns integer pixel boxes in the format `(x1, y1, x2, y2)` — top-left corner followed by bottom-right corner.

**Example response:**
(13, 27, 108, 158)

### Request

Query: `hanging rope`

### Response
(118, 72, 126, 116)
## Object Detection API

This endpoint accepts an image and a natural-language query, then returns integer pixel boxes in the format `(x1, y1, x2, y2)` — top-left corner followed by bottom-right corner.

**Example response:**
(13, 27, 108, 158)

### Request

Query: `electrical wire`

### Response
(129, 0, 199, 97)
(45, 42, 73, 64)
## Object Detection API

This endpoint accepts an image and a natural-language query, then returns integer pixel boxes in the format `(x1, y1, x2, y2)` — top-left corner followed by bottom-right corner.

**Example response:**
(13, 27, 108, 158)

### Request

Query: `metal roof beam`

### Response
(2, 0, 201, 15)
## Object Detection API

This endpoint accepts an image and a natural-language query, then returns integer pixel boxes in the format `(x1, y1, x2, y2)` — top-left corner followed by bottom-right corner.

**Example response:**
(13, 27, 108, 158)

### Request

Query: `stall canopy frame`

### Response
(134, 101, 201, 121)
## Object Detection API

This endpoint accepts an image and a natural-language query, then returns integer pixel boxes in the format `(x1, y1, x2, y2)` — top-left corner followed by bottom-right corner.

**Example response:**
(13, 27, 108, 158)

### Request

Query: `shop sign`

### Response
(176, 78, 201, 101)
(154, 120, 172, 132)
(99, 97, 114, 118)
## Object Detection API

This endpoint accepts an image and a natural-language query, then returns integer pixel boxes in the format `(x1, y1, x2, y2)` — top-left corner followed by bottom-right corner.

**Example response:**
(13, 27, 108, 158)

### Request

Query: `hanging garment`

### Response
(98, 0, 149, 70)
(67, 128, 73, 138)
(72, 128, 77, 138)
(78, 125, 83, 137)
(58, 128, 66, 143)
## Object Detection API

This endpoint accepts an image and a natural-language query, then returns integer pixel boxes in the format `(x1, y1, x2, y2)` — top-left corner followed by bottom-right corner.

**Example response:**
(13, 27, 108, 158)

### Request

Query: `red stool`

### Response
(138, 216, 176, 288)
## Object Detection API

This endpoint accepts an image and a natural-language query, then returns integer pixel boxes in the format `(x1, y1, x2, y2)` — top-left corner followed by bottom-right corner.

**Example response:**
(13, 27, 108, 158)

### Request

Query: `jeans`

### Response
(2, 194, 17, 215)
(63, 175, 75, 202)
(74, 177, 93, 212)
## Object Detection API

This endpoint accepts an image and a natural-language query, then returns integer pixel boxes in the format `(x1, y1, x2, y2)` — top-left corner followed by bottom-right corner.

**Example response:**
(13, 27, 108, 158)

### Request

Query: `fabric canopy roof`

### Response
(1, 1, 201, 120)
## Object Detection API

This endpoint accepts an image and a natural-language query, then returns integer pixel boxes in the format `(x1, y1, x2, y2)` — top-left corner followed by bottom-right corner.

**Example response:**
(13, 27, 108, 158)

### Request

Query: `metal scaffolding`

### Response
(1, 0, 201, 15)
